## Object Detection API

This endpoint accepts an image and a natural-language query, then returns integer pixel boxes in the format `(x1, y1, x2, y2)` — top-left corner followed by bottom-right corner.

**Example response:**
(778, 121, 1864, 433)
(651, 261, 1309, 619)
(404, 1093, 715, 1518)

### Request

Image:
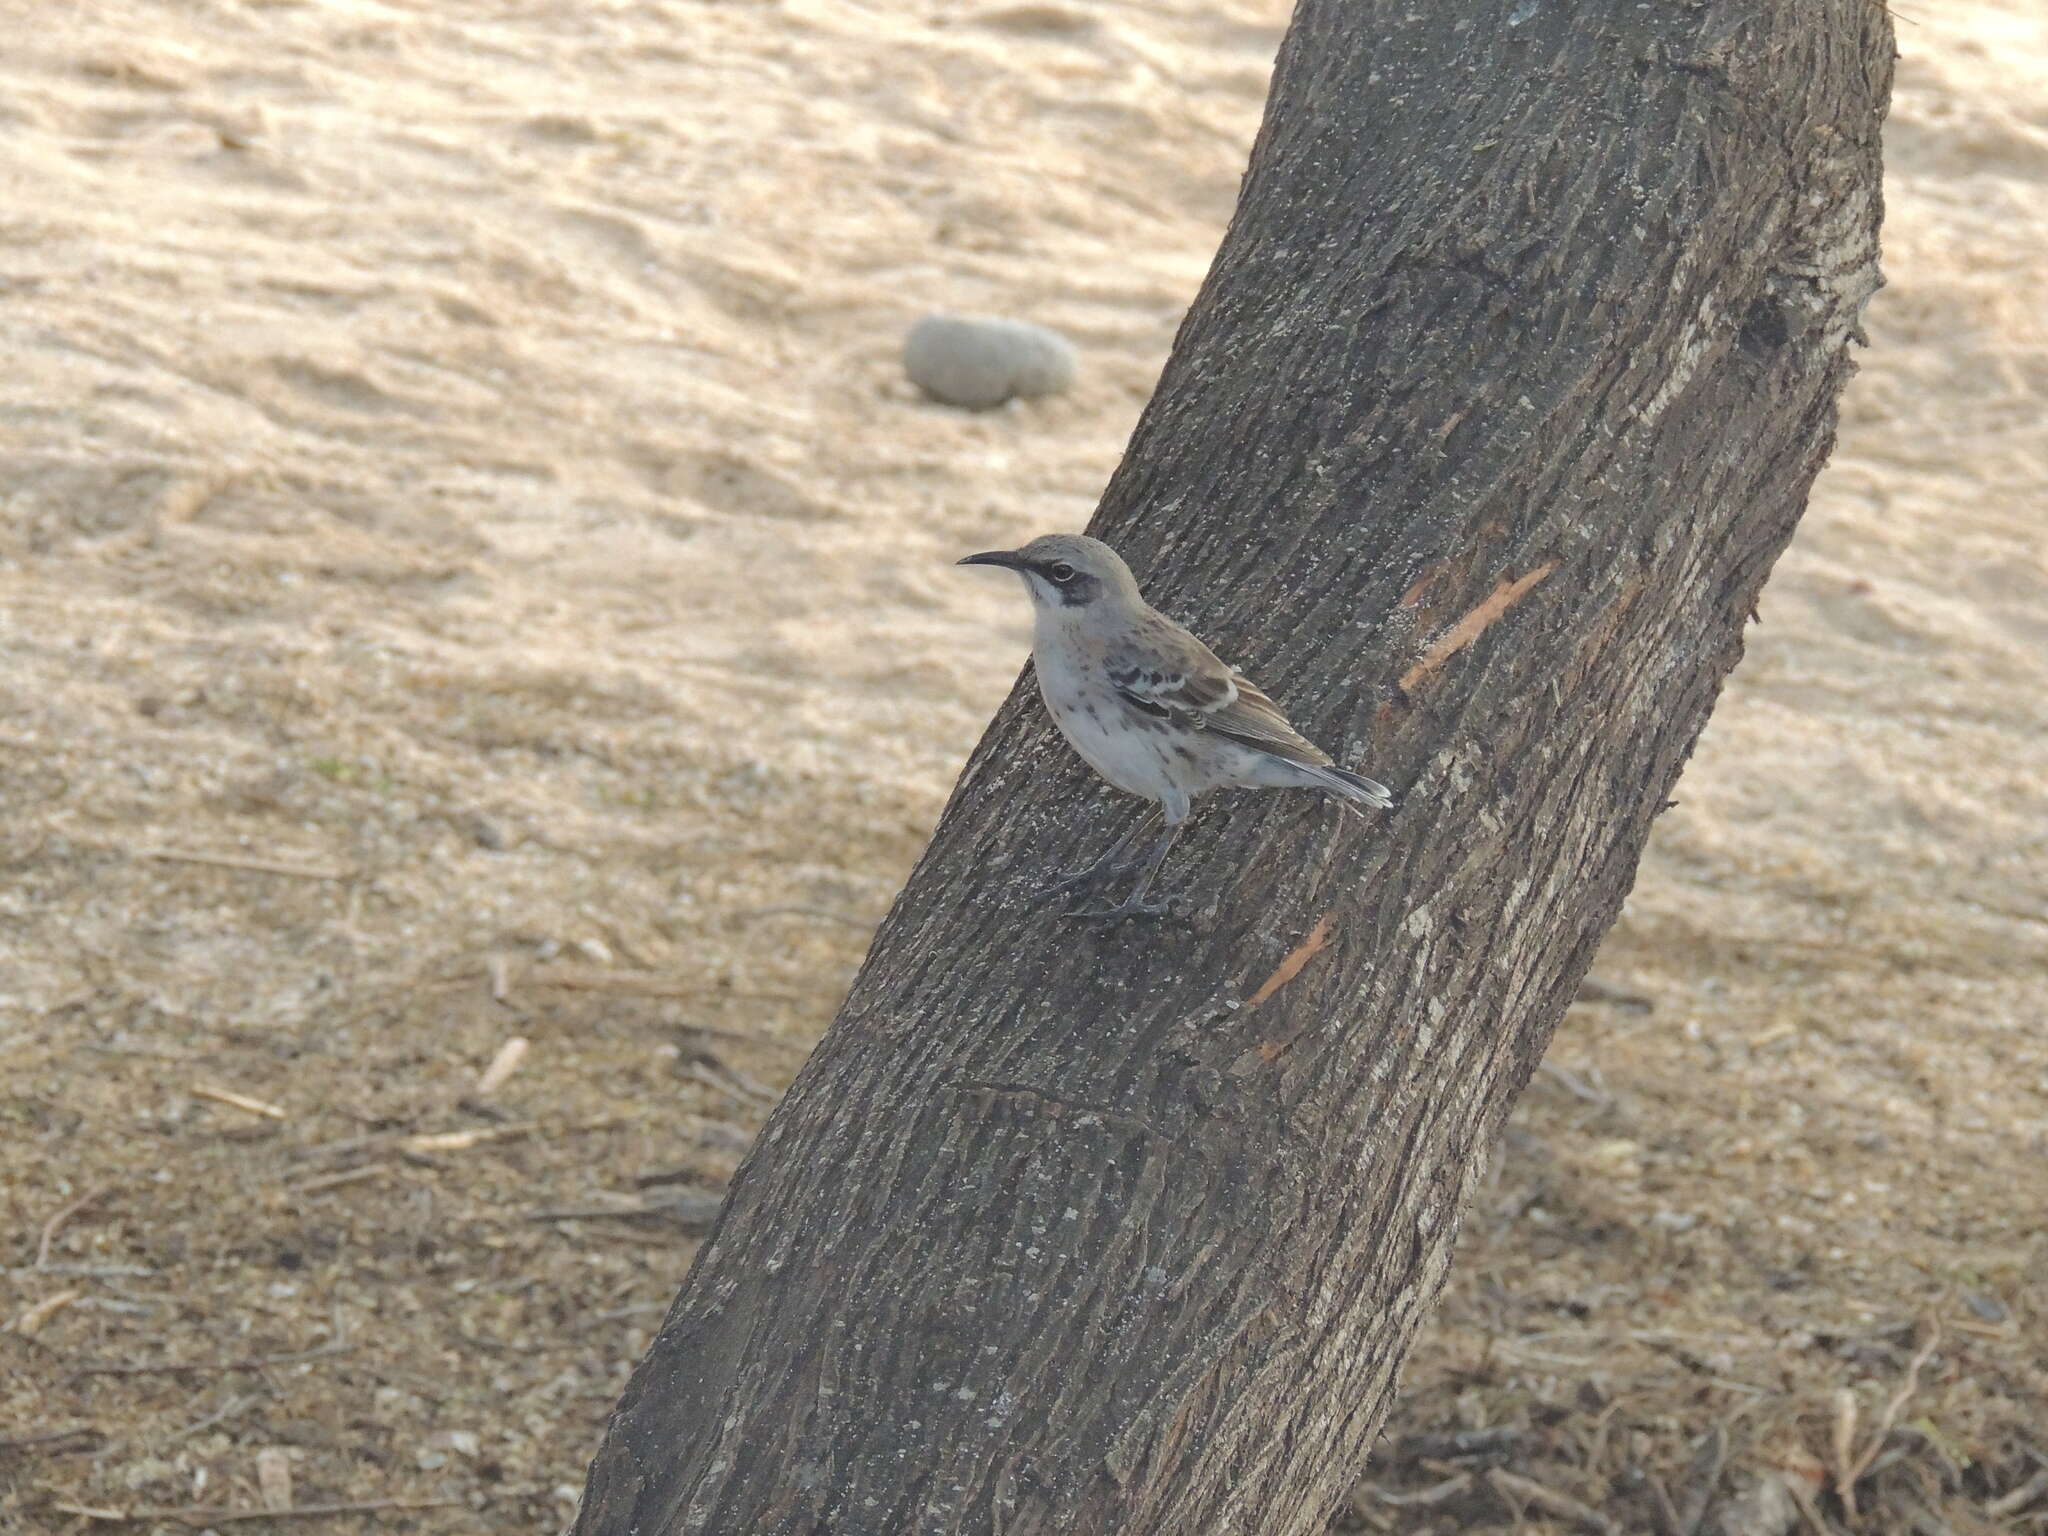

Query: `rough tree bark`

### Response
(573, 3, 1891, 1532)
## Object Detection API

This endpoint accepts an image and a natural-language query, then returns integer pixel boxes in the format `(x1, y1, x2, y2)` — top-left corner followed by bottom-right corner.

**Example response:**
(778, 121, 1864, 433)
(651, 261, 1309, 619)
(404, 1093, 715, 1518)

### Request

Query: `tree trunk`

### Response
(572, 3, 1891, 1532)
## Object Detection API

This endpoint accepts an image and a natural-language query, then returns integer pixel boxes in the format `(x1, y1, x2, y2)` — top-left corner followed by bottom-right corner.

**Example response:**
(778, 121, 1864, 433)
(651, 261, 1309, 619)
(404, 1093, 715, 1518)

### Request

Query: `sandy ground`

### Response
(2, 0, 2043, 1531)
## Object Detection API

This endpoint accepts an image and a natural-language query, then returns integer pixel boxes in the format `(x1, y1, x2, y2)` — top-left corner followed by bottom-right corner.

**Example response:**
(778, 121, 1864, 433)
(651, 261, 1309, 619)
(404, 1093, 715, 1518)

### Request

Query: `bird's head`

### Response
(956, 533, 1140, 611)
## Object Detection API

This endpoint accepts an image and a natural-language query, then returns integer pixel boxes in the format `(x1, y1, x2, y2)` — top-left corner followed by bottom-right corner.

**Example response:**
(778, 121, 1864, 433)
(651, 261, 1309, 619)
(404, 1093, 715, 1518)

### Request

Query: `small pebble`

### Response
(903, 313, 1077, 409)
(1965, 1292, 2008, 1323)
(462, 811, 511, 851)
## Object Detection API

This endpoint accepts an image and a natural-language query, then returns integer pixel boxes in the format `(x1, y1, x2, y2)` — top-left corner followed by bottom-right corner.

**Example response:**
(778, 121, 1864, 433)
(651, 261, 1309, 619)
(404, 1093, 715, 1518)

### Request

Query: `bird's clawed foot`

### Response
(1026, 813, 1160, 910)
(1025, 858, 1139, 910)
(1047, 815, 1184, 923)
(1065, 892, 1181, 924)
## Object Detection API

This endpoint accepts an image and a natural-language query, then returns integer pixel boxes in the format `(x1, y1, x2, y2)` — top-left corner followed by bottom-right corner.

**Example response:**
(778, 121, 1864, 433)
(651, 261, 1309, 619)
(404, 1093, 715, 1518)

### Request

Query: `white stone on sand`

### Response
(903, 313, 1079, 409)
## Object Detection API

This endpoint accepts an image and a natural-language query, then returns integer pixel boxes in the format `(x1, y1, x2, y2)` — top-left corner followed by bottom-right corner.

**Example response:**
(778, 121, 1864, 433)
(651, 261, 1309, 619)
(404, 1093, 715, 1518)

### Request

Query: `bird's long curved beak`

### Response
(957, 549, 1027, 570)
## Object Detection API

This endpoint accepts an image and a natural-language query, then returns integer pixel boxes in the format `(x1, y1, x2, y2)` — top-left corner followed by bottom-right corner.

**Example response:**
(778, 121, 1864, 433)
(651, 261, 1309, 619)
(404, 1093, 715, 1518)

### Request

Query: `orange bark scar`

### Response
(1245, 911, 1336, 1013)
(1398, 560, 1559, 692)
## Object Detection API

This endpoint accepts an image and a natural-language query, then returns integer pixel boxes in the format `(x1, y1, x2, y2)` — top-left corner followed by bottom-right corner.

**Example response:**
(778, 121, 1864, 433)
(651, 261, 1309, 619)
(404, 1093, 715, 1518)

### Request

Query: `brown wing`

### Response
(1206, 670, 1332, 767)
(1107, 618, 1330, 767)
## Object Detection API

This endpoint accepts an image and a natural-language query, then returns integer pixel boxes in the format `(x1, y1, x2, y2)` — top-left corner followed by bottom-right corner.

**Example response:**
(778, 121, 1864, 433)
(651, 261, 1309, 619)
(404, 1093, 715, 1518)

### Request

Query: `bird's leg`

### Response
(1069, 813, 1185, 922)
(1028, 804, 1159, 908)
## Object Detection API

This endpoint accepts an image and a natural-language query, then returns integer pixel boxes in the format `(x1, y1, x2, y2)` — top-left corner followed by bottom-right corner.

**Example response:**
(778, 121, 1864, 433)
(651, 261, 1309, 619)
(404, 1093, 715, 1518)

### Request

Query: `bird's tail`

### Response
(1307, 763, 1397, 816)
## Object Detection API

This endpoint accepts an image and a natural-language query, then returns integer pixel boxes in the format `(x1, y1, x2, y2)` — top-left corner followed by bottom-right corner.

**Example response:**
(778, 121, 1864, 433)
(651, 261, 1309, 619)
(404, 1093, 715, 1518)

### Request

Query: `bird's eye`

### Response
(1048, 562, 1077, 583)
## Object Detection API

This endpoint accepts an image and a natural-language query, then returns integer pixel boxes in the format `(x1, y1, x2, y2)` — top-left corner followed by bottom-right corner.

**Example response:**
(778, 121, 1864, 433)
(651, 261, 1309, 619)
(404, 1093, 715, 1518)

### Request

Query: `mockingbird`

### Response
(959, 533, 1394, 919)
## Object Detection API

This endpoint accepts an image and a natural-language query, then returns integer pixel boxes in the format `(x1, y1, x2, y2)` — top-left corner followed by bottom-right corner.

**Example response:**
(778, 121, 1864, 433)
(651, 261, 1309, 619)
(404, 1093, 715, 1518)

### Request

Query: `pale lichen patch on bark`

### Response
(1638, 291, 1727, 426)
(1779, 176, 1884, 353)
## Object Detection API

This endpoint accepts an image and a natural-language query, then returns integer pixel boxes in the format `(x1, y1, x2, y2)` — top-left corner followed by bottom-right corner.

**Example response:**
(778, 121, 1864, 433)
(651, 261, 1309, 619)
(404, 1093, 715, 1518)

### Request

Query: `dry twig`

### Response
(1833, 1320, 1941, 1524)
(474, 1036, 529, 1095)
(1392, 1426, 1525, 1462)
(1677, 1424, 1729, 1536)
(287, 1163, 394, 1195)
(9, 1289, 81, 1336)
(289, 1115, 620, 1169)
(53, 1496, 462, 1525)
(674, 1020, 812, 1053)
(530, 1191, 724, 1231)
(676, 1059, 777, 1106)
(1537, 1062, 1612, 1105)
(526, 962, 799, 1003)
(37, 1183, 118, 1268)
(404, 1122, 543, 1154)
(139, 847, 348, 881)
(1781, 1471, 1832, 1536)
(173, 1393, 260, 1442)
(72, 1338, 351, 1378)
(1362, 1474, 1474, 1509)
(1572, 976, 1655, 1011)
(1486, 1468, 1620, 1535)
(1649, 1472, 1686, 1536)
(0, 1424, 98, 1451)
(736, 904, 876, 929)
(1986, 1461, 2048, 1519)
(192, 1084, 287, 1120)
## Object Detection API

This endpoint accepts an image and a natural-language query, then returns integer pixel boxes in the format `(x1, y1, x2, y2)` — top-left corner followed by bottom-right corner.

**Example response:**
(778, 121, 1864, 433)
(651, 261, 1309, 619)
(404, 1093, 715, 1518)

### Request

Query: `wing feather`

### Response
(1207, 671, 1332, 766)
(1106, 618, 1330, 767)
